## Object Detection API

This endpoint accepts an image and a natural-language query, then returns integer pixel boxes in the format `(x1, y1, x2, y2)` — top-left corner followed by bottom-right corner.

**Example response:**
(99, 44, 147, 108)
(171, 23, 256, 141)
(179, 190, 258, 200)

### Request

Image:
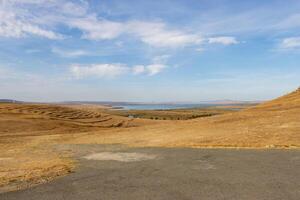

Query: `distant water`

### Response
(112, 104, 213, 110)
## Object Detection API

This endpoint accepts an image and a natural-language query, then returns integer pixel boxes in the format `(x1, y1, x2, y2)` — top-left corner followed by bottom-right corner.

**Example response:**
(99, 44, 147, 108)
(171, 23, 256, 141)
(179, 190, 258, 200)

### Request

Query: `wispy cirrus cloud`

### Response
(0, 0, 79, 39)
(70, 64, 129, 79)
(71, 62, 167, 79)
(125, 21, 203, 47)
(278, 37, 300, 50)
(132, 64, 167, 76)
(1, 0, 203, 47)
(146, 64, 167, 75)
(68, 16, 124, 40)
(3, 0, 300, 48)
(208, 37, 238, 45)
(0, 9, 63, 39)
(12, 1, 193, 48)
(132, 65, 146, 75)
(0, 0, 237, 48)
(68, 17, 204, 47)
(51, 47, 90, 58)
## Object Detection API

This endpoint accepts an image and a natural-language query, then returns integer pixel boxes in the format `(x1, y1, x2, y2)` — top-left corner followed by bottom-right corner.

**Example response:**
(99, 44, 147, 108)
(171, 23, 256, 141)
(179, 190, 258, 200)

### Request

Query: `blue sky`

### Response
(0, 0, 300, 102)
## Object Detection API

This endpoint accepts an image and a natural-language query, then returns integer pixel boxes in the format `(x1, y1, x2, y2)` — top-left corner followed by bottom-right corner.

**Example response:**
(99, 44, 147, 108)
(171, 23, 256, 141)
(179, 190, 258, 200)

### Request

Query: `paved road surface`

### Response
(1, 145, 300, 200)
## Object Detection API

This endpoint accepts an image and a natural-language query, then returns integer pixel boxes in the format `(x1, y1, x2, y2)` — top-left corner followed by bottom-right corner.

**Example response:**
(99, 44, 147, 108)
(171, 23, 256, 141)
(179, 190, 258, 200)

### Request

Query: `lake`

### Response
(112, 104, 214, 110)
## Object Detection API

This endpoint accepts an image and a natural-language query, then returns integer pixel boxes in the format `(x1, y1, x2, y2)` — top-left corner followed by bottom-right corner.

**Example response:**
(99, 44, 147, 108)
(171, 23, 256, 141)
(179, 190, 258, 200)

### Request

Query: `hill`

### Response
(0, 103, 143, 138)
(175, 87, 300, 148)
(0, 99, 22, 103)
(250, 87, 300, 111)
(75, 88, 300, 148)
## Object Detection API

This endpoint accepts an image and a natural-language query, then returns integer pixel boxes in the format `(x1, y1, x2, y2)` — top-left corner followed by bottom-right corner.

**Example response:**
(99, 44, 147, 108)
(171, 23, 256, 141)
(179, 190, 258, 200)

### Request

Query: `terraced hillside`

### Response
(0, 103, 140, 137)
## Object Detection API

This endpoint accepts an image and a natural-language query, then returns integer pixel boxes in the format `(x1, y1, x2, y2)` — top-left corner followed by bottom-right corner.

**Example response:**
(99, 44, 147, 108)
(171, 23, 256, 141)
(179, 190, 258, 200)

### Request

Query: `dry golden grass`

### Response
(0, 88, 299, 191)
(0, 103, 148, 192)
(0, 135, 74, 192)
(71, 89, 300, 148)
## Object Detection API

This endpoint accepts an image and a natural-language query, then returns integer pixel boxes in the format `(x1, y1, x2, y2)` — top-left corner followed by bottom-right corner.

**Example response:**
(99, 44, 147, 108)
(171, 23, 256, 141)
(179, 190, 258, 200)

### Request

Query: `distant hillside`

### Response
(198, 100, 262, 105)
(0, 99, 22, 103)
(62, 100, 261, 107)
(249, 87, 300, 111)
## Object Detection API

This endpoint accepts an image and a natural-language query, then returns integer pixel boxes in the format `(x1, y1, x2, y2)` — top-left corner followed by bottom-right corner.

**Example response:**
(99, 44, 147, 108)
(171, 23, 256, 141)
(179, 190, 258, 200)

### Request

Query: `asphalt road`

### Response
(1, 145, 300, 200)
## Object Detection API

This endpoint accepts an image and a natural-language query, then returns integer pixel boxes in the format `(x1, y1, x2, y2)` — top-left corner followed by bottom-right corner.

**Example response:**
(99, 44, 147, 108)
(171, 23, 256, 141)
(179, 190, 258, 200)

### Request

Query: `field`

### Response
(102, 106, 242, 120)
(0, 88, 300, 192)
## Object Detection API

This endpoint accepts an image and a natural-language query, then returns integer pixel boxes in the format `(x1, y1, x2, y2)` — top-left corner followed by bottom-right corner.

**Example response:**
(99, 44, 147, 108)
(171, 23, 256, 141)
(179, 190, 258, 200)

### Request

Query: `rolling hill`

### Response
(73, 88, 300, 148)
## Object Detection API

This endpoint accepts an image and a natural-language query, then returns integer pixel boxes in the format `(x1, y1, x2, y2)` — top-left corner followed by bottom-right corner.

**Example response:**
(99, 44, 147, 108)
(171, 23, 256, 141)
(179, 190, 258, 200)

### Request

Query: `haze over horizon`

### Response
(0, 0, 300, 102)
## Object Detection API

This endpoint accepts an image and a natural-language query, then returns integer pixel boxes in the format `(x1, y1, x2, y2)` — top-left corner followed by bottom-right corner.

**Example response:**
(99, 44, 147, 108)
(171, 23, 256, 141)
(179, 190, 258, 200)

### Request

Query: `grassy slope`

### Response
(73, 89, 300, 148)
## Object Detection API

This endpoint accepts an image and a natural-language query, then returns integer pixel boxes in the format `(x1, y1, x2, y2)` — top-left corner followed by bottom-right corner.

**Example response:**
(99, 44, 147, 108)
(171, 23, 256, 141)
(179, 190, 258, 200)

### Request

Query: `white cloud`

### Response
(0, 0, 240, 49)
(70, 64, 129, 79)
(132, 64, 167, 76)
(52, 47, 89, 58)
(60, 1, 89, 17)
(126, 21, 203, 47)
(0, 1, 63, 39)
(146, 64, 167, 76)
(67, 18, 203, 47)
(132, 65, 145, 75)
(0, 0, 244, 50)
(0, 11, 63, 39)
(70, 63, 167, 78)
(279, 37, 300, 49)
(68, 16, 124, 40)
(208, 37, 238, 45)
(21, 23, 63, 39)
